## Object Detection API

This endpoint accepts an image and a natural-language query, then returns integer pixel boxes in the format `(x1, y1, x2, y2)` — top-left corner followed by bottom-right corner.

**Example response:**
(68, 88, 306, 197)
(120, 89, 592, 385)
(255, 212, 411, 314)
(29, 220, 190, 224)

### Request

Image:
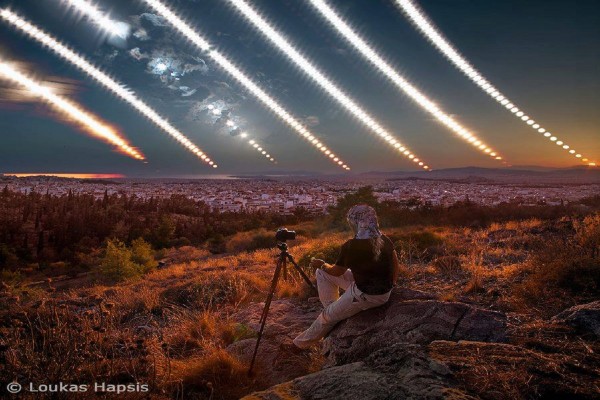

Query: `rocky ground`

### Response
(2, 217, 599, 399)
(239, 288, 599, 399)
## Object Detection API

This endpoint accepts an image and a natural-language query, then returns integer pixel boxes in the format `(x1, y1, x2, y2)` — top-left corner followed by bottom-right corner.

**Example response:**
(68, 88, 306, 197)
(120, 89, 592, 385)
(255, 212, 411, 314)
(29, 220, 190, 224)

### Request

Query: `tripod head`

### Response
(276, 241, 289, 252)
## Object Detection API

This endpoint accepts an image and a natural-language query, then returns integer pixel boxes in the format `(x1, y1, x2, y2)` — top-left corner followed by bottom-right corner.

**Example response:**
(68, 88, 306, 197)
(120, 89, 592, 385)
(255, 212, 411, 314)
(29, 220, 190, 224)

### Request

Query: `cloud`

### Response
(186, 57, 209, 74)
(186, 97, 249, 138)
(120, 11, 260, 134)
(134, 49, 211, 101)
(303, 115, 320, 127)
(145, 50, 209, 78)
(181, 87, 197, 97)
(128, 47, 148, 61)
(139, 13, 168, 27)
(103, 50, 120, 63)
(133, 28, 150, 41)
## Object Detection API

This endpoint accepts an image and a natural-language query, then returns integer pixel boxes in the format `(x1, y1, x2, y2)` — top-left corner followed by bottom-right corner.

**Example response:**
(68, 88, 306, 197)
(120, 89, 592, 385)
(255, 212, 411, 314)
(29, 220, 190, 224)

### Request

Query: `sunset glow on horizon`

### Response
(5, 173, 125, 179)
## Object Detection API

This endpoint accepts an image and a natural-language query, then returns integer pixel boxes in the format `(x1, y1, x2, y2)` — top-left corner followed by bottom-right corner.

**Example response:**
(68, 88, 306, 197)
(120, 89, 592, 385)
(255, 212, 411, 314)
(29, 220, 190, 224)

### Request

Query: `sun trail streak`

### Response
(395, 0, 596, 166)
(246, 136, 277, 164)
(308, 0, 504, 165)
(230, 0, 430, 170)
(0, 61, 144, 160)
(0, 8, 217, 168)
(204, 104, 276, 163)
(61, 0, 129, 38)
(67, 0, 275, 167)
(143, 0, 349, 170)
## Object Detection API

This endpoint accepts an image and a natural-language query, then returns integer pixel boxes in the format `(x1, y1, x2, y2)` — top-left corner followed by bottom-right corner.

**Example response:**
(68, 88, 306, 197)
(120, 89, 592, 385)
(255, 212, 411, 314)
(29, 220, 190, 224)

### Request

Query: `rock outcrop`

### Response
(323, 287, 507, 366)
(245, 340, 600, 400)
(552, 300, 600, 338)
(242, 288, 600, 399)
(233, 287, 507, 390)
(243, 343, 477, 400)
(227, 298, 322, 385)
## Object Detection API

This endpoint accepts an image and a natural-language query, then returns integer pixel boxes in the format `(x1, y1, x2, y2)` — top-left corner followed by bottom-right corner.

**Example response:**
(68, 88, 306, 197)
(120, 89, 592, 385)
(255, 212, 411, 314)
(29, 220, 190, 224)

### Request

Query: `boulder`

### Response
(229, 287, 506, 387)
(242, 343, 476, 400)
(245, 340, 600, 400)
(227, 298, 322, 385)
(324, 287, 507, 366)
(552, 300, 600, 338)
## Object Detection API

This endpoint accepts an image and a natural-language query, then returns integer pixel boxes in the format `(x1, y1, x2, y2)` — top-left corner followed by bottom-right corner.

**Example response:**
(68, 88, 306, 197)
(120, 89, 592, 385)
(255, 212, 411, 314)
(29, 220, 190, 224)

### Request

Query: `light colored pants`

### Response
(293, 269, 391, 349)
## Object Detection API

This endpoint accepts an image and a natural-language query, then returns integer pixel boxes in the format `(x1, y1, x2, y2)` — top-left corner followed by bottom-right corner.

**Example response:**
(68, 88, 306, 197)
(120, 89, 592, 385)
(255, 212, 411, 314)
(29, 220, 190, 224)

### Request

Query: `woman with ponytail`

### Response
(291, 204, 399, 350)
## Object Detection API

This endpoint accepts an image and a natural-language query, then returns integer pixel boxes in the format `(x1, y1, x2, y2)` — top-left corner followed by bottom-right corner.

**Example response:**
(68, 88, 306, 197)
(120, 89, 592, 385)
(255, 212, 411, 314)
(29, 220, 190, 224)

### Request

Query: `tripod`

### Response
(248, 241, 316, 375)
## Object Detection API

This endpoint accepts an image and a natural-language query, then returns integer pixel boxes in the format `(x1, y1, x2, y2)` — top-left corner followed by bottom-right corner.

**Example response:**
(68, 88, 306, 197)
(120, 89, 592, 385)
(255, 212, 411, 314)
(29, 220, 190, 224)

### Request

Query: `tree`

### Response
(153, 215, 176, 248)
(208, 233, 226, 254)
(131, 238, 157, 273)
(0, 244, 18, 268)
(99, 239, 140, 281)
(328, 186, 379, 226)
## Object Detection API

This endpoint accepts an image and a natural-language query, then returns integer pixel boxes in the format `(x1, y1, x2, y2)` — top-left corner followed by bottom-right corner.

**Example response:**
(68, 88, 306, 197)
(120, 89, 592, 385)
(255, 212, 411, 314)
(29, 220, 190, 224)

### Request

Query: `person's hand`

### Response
(309, 258, 326, 269)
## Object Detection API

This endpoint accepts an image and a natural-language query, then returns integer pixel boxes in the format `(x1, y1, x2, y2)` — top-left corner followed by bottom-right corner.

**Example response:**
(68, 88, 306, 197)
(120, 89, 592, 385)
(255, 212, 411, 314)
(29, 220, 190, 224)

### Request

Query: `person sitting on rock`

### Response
(292, 204, 399, 349)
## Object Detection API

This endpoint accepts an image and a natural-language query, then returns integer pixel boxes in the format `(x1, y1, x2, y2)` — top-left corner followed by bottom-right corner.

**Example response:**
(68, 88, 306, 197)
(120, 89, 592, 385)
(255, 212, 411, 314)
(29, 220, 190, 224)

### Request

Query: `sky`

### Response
(0, 0, 598, 177)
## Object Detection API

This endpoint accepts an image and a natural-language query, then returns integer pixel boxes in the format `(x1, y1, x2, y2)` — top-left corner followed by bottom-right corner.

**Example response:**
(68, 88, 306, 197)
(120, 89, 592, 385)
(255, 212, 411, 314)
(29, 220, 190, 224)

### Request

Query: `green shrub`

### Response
(226, 229, 274, 253)
(131, 238, 158, 273)
(208, 234, 226, 254)
(99, 238, 158, 281)
(247, 231, 274, 252)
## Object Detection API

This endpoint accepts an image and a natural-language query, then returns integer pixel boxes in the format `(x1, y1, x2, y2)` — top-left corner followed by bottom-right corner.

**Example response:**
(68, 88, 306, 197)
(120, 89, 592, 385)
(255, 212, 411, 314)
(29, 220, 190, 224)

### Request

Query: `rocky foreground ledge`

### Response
(322, 288, 506, 367)
(239, 288, 600, 399)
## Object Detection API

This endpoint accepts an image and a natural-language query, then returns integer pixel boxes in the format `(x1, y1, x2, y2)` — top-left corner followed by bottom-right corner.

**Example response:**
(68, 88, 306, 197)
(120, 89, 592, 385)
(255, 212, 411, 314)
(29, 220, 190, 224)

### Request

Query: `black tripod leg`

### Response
(287, 253, 317, 291)
(282, 256, 288, 281)
(248, 255, 284, 375)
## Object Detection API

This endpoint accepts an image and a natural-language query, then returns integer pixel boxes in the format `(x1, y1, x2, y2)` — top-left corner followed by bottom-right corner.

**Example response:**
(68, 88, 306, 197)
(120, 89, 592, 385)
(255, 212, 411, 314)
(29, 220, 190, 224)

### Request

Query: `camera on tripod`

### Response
(249, 226, 314, 375)
(275, 227, 296, 242)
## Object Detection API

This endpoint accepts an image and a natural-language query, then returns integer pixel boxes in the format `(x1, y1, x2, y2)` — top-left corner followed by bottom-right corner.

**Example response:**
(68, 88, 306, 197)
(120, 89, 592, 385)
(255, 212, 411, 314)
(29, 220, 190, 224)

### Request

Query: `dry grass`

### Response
(432, 256, 463, 275)
(1, 216, 598, 399)
(0, 296, 169, 391)
(170, 347, 255, 400)
(463, 265, 485, 294)
(429, 338, 600, 400)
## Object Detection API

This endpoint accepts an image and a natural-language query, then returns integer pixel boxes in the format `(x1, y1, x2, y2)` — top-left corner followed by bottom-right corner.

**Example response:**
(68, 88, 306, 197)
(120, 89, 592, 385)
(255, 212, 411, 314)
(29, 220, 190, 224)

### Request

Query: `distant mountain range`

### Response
(356, 166, 600, 184)
(3, 166, 599, 184)
(232, 166, 600, 184)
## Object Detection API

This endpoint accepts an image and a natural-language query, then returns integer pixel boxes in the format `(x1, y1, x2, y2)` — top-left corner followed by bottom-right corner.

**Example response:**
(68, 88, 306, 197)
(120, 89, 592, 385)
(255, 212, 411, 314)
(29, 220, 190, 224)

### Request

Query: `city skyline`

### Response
(0, 0, 598, 176)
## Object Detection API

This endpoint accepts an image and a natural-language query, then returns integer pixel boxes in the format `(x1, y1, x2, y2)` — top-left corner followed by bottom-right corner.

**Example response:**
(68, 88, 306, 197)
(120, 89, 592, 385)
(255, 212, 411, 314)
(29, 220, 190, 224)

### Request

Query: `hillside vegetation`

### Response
(0, 188, 599, 398)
